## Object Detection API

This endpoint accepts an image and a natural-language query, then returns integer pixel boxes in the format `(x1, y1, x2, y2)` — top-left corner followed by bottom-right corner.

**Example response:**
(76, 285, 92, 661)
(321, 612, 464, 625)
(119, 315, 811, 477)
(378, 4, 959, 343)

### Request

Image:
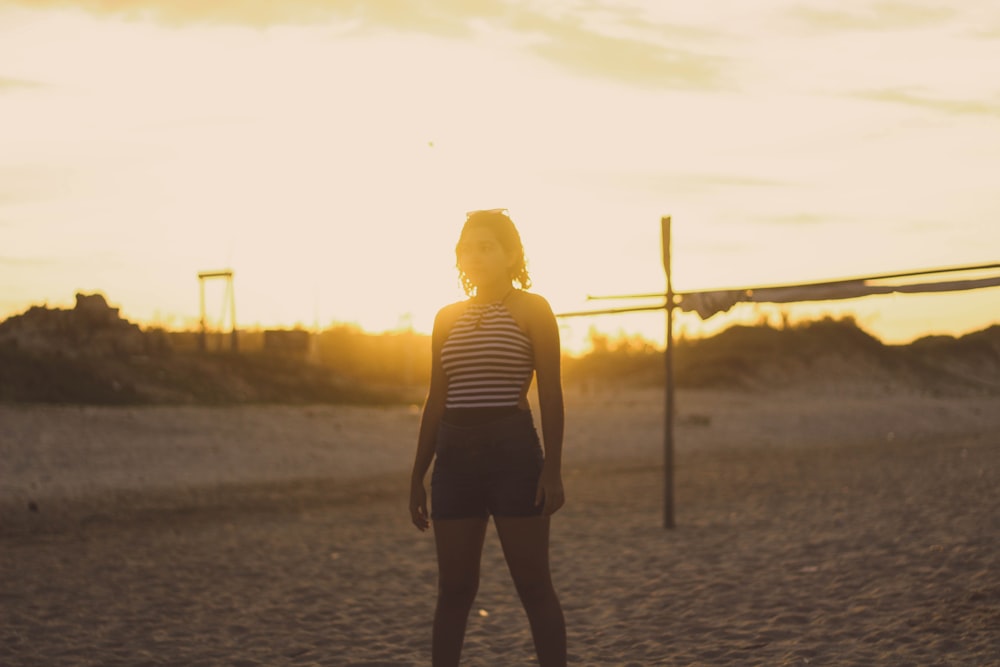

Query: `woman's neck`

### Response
(474, 282, 514, 304)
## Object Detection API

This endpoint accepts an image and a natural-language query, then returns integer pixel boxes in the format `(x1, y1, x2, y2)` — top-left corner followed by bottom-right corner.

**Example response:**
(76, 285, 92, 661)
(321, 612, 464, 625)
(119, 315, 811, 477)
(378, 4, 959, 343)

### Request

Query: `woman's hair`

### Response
(457, 209, 532, 296)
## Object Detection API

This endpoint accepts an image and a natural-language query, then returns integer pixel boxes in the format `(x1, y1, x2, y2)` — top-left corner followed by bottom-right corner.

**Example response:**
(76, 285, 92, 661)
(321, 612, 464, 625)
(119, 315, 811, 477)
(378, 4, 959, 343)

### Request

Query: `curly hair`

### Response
(456, 209, 532, 296)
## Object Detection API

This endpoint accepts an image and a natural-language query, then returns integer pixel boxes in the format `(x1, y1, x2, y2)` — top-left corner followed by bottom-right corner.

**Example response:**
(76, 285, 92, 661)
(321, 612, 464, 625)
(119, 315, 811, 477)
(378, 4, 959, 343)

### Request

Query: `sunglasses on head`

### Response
(466, 208, 509, 217)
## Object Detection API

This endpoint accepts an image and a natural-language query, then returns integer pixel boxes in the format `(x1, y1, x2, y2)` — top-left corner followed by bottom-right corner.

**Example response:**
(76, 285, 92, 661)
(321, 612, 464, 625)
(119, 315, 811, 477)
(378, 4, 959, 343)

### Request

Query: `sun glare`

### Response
(2, 5, 998, 354)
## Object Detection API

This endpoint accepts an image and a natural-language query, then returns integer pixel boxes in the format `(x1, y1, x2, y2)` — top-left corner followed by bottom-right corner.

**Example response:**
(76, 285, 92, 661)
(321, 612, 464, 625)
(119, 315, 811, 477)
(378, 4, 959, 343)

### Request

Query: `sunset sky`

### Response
(3, 1, 999, 352)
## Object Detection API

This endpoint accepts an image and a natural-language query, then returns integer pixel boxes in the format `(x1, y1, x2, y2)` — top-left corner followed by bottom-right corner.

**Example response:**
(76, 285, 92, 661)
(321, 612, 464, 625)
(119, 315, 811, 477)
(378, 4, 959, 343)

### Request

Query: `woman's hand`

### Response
(409, 481, 430, 531)
(535, 466, 565, 516)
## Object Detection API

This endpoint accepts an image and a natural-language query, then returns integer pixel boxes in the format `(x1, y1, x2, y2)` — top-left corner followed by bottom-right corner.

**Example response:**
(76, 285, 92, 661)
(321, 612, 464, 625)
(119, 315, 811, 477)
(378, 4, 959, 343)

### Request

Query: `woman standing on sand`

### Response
(409, 209, 567, 667)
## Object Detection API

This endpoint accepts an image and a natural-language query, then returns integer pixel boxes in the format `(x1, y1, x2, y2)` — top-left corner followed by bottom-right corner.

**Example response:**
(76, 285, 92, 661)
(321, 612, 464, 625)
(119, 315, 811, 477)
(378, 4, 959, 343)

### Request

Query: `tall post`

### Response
(199, 276, 207, 352)
(661, 216, 676, 529)
(228, 272, 238, 352)
(197, 269, 236, 353)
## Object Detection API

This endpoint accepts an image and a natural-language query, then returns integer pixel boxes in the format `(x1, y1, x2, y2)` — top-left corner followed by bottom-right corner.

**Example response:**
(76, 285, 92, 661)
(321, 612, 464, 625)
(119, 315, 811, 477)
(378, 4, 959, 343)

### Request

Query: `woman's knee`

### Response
(512, 575, 555, 607)
(437, 576, 480, 605)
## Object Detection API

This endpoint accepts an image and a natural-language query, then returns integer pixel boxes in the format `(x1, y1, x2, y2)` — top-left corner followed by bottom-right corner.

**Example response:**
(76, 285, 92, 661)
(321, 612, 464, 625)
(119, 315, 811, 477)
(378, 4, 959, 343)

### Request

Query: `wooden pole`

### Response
(228, 272, 238, 352)
(197, 270, 235, 353)
(199, 276, 207, 352)
(662, 216, 676, 529)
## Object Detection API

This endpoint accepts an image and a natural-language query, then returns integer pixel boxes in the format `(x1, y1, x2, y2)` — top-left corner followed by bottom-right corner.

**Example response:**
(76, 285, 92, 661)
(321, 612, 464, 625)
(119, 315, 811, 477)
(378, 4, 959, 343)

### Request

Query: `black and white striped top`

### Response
(441, 301, 534, 409)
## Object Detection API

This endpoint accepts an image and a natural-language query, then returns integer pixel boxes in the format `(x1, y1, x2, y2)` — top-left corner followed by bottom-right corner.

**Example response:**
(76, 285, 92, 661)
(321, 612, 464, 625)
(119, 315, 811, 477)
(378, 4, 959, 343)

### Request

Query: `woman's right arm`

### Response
(408, 307, 451, 531)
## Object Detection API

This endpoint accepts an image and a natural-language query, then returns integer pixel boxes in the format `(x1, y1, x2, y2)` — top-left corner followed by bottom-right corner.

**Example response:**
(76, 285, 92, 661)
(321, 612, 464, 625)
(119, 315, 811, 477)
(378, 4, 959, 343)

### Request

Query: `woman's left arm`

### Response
(530, 294, 565, 516)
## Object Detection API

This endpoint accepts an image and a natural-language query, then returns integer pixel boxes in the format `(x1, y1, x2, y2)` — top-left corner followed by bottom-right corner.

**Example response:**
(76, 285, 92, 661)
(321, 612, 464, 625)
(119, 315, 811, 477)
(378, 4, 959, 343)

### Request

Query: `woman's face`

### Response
(457, 226, 514, 289)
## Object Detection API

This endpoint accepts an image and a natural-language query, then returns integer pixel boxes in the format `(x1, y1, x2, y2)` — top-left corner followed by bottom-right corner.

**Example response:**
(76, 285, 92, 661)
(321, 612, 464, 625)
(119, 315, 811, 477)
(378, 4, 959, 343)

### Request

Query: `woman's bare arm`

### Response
(528, 294, 565, 515)
(409, 306, 453, 530)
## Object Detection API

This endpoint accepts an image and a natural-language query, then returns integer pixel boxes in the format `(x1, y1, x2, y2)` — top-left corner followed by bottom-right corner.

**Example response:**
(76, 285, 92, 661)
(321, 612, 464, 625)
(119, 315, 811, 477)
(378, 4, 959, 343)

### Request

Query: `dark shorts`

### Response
(431, 409, 544, 520)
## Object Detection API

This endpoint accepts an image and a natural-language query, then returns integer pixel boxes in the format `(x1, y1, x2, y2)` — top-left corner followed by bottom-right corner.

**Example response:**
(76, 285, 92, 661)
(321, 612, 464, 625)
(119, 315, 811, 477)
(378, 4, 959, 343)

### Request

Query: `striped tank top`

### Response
(441, 300, 534, 409)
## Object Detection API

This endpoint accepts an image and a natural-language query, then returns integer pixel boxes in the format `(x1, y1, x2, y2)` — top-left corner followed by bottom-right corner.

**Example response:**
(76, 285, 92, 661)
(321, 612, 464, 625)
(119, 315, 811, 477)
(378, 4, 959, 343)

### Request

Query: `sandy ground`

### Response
(2, 388, 999, 666)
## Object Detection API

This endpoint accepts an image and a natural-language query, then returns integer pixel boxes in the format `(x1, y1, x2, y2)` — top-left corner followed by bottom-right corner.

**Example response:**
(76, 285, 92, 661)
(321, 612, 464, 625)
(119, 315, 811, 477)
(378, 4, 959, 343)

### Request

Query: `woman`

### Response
(409, 209, 567, 667)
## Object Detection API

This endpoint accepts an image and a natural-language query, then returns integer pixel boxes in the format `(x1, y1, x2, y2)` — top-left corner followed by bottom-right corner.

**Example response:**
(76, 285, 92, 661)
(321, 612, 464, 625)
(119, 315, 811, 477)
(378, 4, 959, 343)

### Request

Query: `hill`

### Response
(0, 294, 400, 405)
(2, 293, 998, 404)
(676, 319, 1000, 395)
(564, 318, 1000, 396)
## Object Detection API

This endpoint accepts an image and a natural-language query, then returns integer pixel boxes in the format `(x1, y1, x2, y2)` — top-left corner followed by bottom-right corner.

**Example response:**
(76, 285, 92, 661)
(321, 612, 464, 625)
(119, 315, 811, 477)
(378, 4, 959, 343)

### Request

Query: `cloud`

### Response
(4, 0, 362, 27)
(678, 173, 791, 190)
(0, 166, 79, 204)
(971, 23, 1000, 39)
(548, 168, 791, 198)
(855, 88, 1000, 117)
(786, 2, 958, 33)
(7, 1, 728, 90)
(514, 13, 728, 90)
(755, 213, 833, 226)
(894, 219, 949, 233)
(349, 0, 507, 38)
(0, 76, 43, 91)
(0, 255, 58, 266)
(0, 0, 540, 30)
(0, 251, 127, 268)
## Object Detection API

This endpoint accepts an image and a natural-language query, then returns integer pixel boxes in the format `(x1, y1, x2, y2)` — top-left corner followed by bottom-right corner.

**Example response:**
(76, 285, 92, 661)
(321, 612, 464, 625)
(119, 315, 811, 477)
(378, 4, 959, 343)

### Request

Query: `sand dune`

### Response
(2, 388, 999, 665)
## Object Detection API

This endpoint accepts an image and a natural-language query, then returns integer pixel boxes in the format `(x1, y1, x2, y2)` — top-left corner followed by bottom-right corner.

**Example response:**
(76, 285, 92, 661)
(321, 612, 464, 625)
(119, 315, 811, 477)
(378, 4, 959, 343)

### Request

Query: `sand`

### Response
(2, 388, 999, 666)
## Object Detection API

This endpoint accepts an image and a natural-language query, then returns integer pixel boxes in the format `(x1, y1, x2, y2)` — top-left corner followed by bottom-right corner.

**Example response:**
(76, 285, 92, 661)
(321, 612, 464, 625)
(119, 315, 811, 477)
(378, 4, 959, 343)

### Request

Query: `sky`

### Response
(2, 0, 999, 352)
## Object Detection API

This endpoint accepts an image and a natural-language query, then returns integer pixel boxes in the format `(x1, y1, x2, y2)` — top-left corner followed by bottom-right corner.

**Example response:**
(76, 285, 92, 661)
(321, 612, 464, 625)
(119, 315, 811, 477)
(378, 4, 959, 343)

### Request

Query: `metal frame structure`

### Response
(197, 269, 237, 352)
(558, 216, 1000, 529)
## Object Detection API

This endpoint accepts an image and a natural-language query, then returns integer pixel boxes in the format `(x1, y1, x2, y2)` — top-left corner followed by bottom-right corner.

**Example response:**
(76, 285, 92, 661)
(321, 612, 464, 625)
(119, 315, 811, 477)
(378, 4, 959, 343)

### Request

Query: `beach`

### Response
(2, 388, 999, 666)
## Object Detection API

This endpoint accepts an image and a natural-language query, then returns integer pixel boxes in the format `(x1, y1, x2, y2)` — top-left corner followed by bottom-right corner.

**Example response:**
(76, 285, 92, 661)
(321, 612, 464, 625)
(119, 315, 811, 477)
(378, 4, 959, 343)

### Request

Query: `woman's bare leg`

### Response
(494, 515, 566, 667)
(432, 517, 489, 667)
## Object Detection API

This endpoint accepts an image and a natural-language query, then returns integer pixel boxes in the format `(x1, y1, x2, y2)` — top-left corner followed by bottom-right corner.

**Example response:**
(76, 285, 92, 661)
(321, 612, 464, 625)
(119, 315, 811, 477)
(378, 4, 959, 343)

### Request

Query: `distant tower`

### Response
(197, 269, 237, 352)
